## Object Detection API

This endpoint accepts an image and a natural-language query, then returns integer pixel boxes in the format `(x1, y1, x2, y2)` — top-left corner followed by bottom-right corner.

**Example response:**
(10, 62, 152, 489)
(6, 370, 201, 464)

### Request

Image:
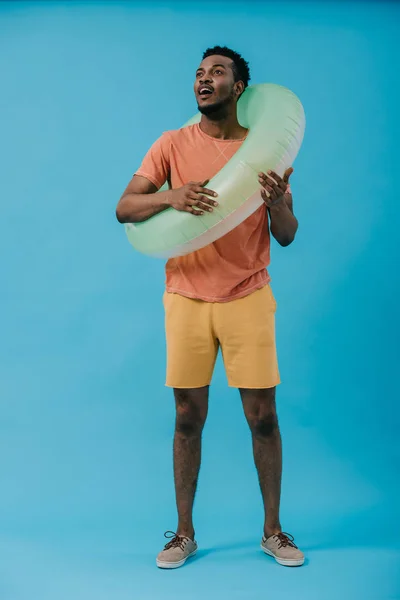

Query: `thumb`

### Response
(199, 179, 209, 187)
(283, 167, 294, 184)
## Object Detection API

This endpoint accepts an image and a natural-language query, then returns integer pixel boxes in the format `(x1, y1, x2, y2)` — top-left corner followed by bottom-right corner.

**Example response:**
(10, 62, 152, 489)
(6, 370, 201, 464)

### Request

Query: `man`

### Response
(116, 46, 304, 569)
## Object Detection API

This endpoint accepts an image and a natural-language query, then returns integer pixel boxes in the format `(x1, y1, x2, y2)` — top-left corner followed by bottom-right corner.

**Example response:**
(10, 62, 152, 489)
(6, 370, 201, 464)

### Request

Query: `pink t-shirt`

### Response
(136, 123, 276, 302)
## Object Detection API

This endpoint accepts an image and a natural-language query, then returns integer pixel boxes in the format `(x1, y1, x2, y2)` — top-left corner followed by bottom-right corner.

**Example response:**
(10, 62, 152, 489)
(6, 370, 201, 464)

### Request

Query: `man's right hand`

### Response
(167, 180, 218, 215)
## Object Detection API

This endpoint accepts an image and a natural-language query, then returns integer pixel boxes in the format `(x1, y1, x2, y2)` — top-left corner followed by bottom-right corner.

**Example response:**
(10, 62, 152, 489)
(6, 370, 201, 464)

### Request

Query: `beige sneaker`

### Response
(156, 531, 198, 569)
(261, 532, 305, 567)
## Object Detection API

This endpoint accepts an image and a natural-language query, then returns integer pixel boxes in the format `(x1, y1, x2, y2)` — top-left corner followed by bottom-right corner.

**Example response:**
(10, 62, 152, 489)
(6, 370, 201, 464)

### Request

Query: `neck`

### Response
(199, 110, 248, 140)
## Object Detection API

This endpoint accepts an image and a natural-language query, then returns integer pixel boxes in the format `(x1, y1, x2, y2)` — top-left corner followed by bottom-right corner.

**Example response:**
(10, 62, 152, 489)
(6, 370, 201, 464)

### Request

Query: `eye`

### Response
(214, 69, 223, 75)
(196, 72, 202, 78)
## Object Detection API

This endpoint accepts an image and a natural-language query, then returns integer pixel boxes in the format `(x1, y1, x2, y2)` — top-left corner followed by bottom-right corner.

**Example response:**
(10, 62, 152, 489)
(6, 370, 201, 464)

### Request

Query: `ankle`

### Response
(177, 526, 195, 540)
(264, 525, 282, 539)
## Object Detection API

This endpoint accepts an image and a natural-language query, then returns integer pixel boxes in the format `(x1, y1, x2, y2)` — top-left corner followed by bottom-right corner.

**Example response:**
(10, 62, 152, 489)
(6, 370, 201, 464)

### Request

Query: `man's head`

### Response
(195, 46, 250, 119)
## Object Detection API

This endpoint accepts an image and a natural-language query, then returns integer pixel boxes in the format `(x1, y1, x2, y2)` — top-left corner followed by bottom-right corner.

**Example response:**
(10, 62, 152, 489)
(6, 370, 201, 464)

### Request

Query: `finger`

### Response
(188, 192, 214, 207)
(273, 179, 287, 194)
(262, 171, 288, 195)
(260, 188, 271, 205)
(187, 193, 200, 206)
(197, 200, 214, 212)
(266, 170, 282, 185)
(259, 170, 282, 188)
(262, 175, 286, 198)
(261, 183, 277, 201)
(197, 197, 215, 211)
(195, 185, 218, 200)
(190, 179, 209, 185)
(258, 172, 281, 192)
(193, 191, 218, 208)
(187, 194, 214, 212)
(283, 167, 294, 184)
(189, 180, 214, 194)
(266, 172, 285, 191)
(198, 197, 218, 209)
(186, 205, 204, 216)
(260, 172, 288, 197)
(267, 173, 287, 193)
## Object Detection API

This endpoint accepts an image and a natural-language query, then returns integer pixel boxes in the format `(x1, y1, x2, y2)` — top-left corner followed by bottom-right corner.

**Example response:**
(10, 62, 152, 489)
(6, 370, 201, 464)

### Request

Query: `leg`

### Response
(173, 386, 209, 539)
(213, 285, 281, 536)
(163, 293, 217, 539)
(240, 386, 282, 538)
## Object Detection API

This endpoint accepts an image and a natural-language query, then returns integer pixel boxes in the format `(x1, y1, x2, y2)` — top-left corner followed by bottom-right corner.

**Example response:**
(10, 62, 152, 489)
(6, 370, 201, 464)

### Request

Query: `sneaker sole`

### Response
(261, 545, 304, 567)
(156, 548, 198, 569)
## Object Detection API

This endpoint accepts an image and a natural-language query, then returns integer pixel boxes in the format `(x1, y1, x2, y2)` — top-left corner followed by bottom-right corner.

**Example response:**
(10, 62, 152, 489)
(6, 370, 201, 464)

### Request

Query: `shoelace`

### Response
(273, 532, 298, 549)
(163, 531, 187, 551)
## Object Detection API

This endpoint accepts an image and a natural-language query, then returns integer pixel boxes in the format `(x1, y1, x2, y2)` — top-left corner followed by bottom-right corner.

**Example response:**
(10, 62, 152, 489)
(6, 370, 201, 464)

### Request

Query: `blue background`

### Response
(0, 1, 399, 598)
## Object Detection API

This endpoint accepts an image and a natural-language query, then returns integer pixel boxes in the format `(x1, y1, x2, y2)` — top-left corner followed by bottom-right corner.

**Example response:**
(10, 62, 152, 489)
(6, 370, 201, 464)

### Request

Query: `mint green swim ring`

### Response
(125, 83, 305, 259)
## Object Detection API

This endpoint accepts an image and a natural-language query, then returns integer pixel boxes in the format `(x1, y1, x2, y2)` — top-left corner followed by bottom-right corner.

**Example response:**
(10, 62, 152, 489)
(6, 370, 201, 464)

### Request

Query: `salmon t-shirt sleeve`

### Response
(134, 133, 171, 190)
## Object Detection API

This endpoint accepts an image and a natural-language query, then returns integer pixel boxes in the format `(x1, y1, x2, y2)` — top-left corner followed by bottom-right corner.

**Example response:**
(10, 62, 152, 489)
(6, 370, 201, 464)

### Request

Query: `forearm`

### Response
(268, 200, 298, 246)
(116, 190, 171, 223)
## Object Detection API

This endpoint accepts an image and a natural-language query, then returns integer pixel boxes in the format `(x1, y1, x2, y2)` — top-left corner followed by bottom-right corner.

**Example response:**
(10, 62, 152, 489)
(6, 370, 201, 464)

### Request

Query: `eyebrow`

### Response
(196, 64, 227, 72)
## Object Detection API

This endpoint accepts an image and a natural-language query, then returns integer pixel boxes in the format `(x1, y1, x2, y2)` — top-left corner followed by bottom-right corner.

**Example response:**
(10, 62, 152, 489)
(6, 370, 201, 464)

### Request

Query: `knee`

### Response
(175, 405, 205, 437)
(249, 411, 278, 439)
(175, 390, 207, 438)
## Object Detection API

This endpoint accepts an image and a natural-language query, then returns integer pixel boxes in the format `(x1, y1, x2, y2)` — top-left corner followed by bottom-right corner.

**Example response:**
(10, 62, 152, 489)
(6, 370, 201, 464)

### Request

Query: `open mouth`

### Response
(198, 86, 214, 99)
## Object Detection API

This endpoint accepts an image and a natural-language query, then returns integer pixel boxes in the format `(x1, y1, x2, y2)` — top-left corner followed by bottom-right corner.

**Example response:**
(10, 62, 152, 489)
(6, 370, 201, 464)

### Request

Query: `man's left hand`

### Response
(258, 167, 293, 207)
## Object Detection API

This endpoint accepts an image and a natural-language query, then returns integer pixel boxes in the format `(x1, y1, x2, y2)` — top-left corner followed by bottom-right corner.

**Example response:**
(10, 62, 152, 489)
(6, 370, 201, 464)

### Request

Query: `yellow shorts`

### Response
(164, 285, 280, 389)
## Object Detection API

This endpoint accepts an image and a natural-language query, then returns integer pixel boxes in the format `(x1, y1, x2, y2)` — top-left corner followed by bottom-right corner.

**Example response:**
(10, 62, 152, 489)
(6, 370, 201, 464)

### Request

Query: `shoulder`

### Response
(149, 124, 200, 159)
(162, 124, 199, 145)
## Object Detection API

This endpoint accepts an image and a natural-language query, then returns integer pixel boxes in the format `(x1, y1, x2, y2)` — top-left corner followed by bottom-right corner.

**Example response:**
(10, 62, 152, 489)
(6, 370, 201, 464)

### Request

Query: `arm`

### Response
(268, 191, 298, 247)
(116, 132, 218, 224)
(258, 168, 298, 247)
(116, 175, 171, 223)
(116, 176, 219, 224)
(116, 133, 173, 223)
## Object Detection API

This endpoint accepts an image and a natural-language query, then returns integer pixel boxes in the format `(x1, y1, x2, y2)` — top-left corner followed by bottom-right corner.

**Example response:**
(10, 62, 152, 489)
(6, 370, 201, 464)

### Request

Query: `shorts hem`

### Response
(227, 379, 281, 389)
(165, 382, 211, 389)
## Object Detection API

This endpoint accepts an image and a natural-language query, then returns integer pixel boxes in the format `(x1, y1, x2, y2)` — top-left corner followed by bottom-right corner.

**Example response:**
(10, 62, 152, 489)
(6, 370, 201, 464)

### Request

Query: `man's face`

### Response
(194, 55, 240, 117)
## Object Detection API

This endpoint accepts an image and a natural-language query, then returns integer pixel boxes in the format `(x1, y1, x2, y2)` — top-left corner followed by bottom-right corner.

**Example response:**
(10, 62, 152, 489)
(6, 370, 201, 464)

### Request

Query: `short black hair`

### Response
(202, 46, 251, 89)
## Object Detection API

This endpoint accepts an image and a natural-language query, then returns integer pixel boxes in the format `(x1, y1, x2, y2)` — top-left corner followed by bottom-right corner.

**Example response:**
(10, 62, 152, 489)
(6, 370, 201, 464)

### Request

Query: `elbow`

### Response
(276, 221, 298, 247)
(272, 230, 297, 247)
(116, 196, 145, 224)
(278, 237, 293, 247)
(116, 205, 129, 223)
(115, 197, 126, 223)
(115, 206, 125, 223)
(116, 198, 133, 224)
(275, 229, 297, 247)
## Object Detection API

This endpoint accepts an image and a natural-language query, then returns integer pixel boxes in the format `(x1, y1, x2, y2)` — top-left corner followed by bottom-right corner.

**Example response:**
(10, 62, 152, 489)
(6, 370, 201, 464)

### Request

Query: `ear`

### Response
(235, 81, 245, 99)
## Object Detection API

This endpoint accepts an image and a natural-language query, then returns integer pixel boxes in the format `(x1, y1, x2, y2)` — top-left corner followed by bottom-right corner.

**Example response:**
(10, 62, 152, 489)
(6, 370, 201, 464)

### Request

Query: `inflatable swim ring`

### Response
(125, 83, 305, 259)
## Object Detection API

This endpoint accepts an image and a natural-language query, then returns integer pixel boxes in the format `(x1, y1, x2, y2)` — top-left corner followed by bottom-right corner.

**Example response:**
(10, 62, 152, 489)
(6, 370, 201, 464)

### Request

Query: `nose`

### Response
(199, 75, 212, 85)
